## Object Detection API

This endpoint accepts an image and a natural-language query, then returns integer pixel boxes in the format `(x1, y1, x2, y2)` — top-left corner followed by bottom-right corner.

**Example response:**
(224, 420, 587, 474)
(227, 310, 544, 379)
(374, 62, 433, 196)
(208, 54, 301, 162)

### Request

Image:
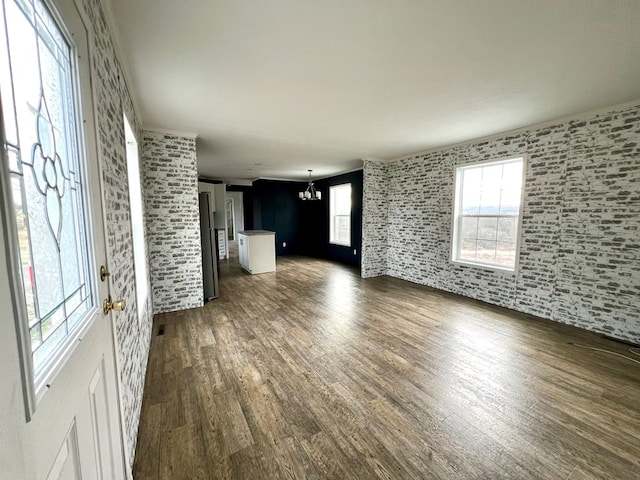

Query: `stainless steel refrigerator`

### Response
(199, 192, 219, 300)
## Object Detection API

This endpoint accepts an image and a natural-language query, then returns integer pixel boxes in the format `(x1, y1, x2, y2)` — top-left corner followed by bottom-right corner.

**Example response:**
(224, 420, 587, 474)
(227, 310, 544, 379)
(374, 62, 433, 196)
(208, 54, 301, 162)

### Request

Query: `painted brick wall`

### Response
(362, 160, 389, 278)
(142, 131, 203, 314)
(81, 0, 153, 469)
(362, 102, 640, 344)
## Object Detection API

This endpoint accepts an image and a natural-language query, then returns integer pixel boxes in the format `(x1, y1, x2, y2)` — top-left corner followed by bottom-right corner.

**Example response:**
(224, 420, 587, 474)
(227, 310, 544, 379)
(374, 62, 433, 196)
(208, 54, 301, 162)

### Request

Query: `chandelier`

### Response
(298, 169, 321, 200)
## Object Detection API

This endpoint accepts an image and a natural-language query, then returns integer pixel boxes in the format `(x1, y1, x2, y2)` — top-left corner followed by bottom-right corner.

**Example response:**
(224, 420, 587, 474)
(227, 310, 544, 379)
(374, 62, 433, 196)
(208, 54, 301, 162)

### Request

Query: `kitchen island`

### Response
(237, 230, 276, 274)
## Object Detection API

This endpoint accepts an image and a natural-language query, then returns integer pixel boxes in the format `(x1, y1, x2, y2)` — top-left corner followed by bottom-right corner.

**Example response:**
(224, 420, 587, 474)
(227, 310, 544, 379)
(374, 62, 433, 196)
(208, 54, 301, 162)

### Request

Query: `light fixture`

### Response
(298, 169, 321, 201)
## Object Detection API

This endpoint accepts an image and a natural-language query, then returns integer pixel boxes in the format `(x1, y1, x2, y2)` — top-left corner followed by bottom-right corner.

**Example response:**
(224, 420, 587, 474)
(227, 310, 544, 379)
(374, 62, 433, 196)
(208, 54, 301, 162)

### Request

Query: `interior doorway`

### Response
(225, 191, 244, 261)
(226, 198, 235, 240)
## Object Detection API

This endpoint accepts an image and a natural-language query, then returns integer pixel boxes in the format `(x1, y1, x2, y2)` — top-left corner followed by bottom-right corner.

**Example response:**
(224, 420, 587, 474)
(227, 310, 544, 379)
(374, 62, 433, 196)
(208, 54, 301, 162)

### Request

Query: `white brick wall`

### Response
(81, 0, 153, 467)
(362, 103, 640, 344)
(142, 131, 203, 315)
(362, 160, 389, 278)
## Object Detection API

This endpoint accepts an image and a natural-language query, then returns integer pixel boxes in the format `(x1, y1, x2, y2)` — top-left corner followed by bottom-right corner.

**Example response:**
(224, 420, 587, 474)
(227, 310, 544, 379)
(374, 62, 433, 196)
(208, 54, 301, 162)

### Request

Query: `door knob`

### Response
(103, 295, 126, 315)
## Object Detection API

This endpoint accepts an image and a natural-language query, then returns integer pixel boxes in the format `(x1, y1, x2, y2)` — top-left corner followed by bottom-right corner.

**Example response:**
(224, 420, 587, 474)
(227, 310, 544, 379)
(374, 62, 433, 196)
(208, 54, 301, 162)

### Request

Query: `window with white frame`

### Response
(329, 183, 351, 246)
(124, 115, 148, 323)
(451, 156, 525, 271)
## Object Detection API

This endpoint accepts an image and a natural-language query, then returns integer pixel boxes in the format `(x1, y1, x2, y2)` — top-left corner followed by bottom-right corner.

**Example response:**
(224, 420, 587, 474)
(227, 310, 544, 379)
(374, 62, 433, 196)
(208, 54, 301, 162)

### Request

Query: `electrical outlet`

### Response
(353, 249, 357, 255)
(283, 242, 287, 248)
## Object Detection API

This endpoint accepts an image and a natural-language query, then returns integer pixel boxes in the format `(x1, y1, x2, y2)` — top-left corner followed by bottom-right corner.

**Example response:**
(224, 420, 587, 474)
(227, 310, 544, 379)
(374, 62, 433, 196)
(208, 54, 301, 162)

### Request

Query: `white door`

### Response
(226, 197, 234, 240)
(0, 0, 126, 478)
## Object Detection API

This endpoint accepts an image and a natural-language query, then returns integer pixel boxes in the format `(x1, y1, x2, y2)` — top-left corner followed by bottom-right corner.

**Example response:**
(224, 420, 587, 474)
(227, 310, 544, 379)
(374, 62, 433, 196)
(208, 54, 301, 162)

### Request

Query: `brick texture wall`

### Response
(362, 102, 640, 344)
(142, 131, 203, 314)
(81, 0, 153, 468)
(362, 160, 389, 278)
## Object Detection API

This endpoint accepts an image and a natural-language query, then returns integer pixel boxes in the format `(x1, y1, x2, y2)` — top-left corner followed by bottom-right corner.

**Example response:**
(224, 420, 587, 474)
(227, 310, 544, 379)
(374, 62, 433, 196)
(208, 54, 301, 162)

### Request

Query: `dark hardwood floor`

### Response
(133, 256, 640, 479)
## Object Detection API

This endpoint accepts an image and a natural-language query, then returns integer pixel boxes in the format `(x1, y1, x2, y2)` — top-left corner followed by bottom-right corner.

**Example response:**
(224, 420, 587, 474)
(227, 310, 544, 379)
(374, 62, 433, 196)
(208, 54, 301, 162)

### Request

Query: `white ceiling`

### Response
(111, 0, 640, 181)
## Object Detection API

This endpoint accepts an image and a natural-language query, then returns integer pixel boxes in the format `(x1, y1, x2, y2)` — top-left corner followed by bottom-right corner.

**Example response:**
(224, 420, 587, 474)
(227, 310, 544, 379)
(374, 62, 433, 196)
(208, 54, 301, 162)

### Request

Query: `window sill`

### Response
(450, 259, 517, 275)
(330, 241, 351, 247)
(33, 304, 101, 412)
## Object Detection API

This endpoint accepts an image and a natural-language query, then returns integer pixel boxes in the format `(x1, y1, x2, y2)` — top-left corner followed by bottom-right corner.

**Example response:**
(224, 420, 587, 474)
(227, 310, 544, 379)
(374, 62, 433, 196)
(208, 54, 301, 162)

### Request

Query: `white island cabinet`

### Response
(238, 230, 276, 274)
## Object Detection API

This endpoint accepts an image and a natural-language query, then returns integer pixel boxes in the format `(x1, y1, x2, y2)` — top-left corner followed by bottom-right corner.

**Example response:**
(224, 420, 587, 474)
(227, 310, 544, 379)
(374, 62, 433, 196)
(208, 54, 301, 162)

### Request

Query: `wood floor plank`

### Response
(133, 402, 162, 479)
(134, 256, 640, 479)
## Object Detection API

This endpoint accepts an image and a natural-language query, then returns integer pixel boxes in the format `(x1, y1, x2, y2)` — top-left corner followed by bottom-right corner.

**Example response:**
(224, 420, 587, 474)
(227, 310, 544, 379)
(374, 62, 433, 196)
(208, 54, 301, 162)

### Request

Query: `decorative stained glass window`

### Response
(0, 0, 94, 381)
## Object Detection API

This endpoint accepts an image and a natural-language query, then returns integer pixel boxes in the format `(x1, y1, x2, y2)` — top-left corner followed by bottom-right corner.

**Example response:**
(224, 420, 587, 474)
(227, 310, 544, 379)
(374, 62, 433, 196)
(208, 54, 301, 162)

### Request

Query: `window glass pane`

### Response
(24, 164, 64, 318)
(477, 217, 497, 241)
(30, 324, 42, 350)
(6, 0, 41, 109)
(333, 215, 350, 244)
(460, 216, 478, 239)
(124, 115, 148, 322)
(452, 157, 524, 270)
(481, 164, 503, 190)
(479, 187, 501, 214)
(497, 217, 517, 241)
(496, 242, 517, 266)
(335, 185, 351, 215)
(503, 161, 523, 184)
(1, 0, 94, 380)
(499, 188, 521, 214)
(330, 184, 351, 246)
(460, 239, 477, 261)
(461, 168, 481, 214)
(476, 240, 497, 263)
(462, 167, 481, 189)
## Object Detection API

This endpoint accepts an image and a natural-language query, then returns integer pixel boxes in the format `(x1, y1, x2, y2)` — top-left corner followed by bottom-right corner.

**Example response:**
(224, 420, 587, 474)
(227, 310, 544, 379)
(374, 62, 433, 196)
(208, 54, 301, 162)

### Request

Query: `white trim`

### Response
(449, 155, 527, 275)
(30, 0, 106, 412)
(386, 98, 640, 164)
(0, 98, 37, 420)
(142, 126, 198, 139)
(329, 183, 352, 248)
(329, 241, 351, 247)
(1, 0, 105, 420)
(451, 259, 517, 274)
(74, 0, 132, 476)
(314, 166, 363, 181)
(453, 156, 524, 170)
(246, 166, 365, 184)
(224, 179, 254, 186)
(98, 0, 141, 122)
(514, 155, 527, 276)
(33, 307, 102, 402)
(449, 161, 461, 271)
(200, 166, 365, 185)
(197, 177, 223, 184)
(123, 113, 148, 328)
(252, 176, 307, 183)
(225, 197, 236, 241)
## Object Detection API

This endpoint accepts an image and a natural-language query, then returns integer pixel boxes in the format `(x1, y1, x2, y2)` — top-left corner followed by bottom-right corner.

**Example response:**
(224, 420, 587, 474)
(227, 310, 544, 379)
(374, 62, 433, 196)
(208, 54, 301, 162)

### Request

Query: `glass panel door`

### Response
(0, 0, 94, 382)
